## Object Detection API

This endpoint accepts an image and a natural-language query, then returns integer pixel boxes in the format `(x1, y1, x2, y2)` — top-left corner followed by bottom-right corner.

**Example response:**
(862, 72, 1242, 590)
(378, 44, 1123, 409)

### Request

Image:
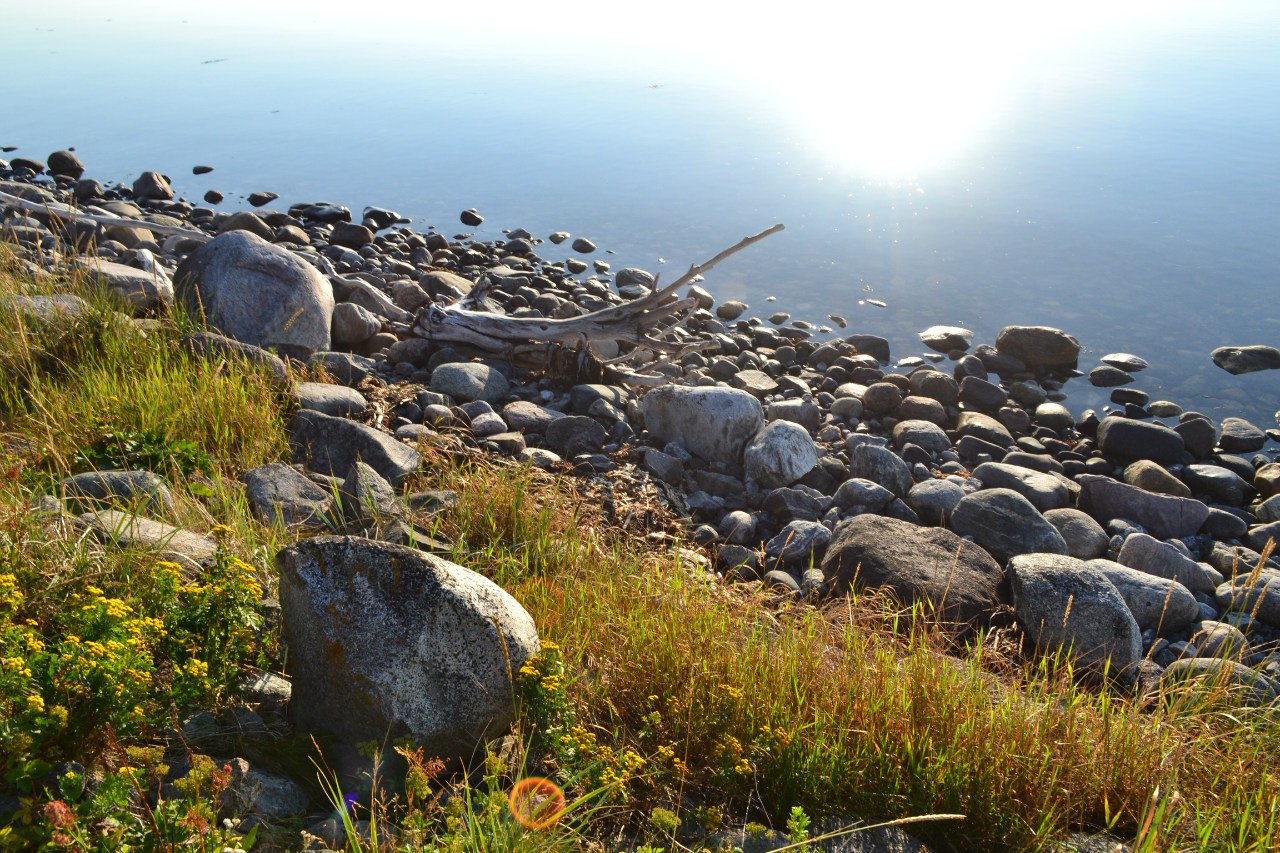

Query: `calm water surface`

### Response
(5, 1, 1280, 429)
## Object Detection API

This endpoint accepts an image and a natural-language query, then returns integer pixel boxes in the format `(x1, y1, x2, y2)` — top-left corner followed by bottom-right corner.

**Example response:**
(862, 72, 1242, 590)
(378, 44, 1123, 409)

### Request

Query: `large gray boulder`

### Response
(744, 420, 818, 490)
(950, 488, 1068, 565)
(954, 411, 1015, 448)
(181, 331, 290, 389)
(277, 536, 539, 765)
(821, 514, 1008, 626)
(906, 478, 965, 526)
(77, 510, 215, 570)
(1044, 508, 1109, 560)
(175, 230, 334, 358)
(293, 381, 368, 417)
(1210, 345, 1280, 376)
(288, 409, 421, 485)
(1008, 553, 1142, 683)
(61, 469, 174, 514)
(1076, 474, 1209, 540)
(639, 385, 763, 467)
(1086, 559, 1200, 634)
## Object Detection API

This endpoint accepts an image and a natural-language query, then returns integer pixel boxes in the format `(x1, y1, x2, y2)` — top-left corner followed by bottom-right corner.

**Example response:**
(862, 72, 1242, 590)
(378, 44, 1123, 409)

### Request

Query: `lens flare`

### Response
(507, 777, 566, 830)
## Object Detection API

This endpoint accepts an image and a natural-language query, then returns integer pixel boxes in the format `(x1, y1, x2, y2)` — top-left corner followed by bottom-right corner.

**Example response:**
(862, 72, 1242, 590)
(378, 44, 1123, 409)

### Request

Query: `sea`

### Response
(5, 0, 1279, 429)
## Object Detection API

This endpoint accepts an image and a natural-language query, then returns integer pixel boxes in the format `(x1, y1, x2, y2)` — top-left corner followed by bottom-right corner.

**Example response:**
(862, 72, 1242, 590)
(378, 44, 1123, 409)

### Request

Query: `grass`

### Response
(422, 415, 1280, 850)
(1, 241, 1277, 851)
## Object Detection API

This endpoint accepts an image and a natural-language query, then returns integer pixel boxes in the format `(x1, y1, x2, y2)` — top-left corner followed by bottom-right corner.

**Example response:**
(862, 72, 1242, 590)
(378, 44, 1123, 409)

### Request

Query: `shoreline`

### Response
(3, 149, 1280, 849)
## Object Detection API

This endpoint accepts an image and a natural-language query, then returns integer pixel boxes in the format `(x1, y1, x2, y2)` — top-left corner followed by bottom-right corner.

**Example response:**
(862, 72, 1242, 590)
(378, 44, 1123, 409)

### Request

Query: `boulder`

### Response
(221, 758, 308, 819)
(79, 257, 173, 312)
(288, 409, 421, 485)
(1044, 508, 1109, 560)
(1210, 345, 1280, 375)
(764, 520, 831, 565)
(971, 462, 1071, 512)
(833, 478, 897, 513)
(77, 510, 215, 570)
(995, 325, 1081, 372)
(1086, 559, 1200, 634)
(1116, 533, 1219, 596)
(243, 463, 334, 529)
(638, 385, 763, 467)
(954, 411, 1015, 448)
(1218, 417, 1267, 453)
(892, 420, 951, 456)
(1008, 553, 1142, 683)
(906, 478, 965, 526)
(1123, 460, 1191, 498)
(180, 331, 289, 389)
(1160, 659, 1278, 707)
(131, 171, 173, 200)
(430, 362, 510, 404)
(501, 401, 563, 433)
(61, 470, 174, 514)
(175, 230, 333, 358)
(1076, 474, 1210, 541)
(744, 420, 818, 490)
(847, 442, 913, 498)
(338, 461, 401, 526)
(277, 536, 539, 765)
(293, 382, 368, 417)
(950, 488, 1069, 564)
(330, 301, 382, 346)
(918, 325, 973, 352)
(1215, 570, 1280, 628)
(821, 514, 1008, 626)
(543, 415, 608, 457)
(1096, 417, 1185, 464)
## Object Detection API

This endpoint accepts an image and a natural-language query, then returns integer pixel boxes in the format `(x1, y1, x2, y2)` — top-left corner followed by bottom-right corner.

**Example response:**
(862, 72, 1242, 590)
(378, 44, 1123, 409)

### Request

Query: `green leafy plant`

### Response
(70, 427, 214, 478)
(786, 805, 812, 852)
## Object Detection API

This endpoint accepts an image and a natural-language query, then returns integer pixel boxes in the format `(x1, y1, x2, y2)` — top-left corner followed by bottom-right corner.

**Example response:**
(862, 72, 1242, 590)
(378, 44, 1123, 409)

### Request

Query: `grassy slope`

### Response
(0, 247, 1276, 851)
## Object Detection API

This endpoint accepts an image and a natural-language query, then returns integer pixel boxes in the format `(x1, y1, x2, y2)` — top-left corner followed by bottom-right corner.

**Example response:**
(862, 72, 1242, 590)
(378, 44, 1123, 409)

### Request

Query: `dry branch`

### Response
(412, 224, 785, 385)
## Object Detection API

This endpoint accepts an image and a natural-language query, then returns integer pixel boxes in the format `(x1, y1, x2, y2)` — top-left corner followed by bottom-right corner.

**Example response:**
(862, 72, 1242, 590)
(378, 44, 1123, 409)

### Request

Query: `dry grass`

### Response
(422, 451, 1280, 851)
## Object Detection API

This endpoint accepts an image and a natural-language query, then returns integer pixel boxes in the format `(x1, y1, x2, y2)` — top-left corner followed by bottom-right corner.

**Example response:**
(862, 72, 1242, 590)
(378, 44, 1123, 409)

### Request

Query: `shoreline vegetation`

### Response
(1, 152, 1278, 852)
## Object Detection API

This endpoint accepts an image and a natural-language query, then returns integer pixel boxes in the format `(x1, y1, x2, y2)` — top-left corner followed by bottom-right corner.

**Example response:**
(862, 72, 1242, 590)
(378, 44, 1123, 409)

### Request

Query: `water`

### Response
(5, 0, 1280, 430)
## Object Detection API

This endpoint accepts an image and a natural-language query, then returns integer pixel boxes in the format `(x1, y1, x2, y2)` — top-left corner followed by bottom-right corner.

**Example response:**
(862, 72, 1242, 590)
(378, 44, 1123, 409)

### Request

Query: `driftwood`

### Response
(411, 224, 785, 385)
(0, 189, 213, 243)
(1, 188, 784, 385)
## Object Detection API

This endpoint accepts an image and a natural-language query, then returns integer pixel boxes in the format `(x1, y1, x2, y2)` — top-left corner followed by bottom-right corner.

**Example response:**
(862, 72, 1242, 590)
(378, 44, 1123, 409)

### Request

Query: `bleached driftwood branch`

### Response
(412, 224, 785, 385)
(0, 189, 213, 243)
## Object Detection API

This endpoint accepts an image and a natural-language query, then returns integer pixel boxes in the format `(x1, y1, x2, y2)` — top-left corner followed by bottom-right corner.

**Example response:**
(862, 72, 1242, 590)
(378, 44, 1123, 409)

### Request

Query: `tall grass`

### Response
(423, 454, 1280, 851)
(0, 256, 287, 478)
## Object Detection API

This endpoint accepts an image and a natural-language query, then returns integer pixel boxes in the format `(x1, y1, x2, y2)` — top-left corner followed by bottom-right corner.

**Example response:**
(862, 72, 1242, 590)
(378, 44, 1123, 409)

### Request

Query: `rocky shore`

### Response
(4, 150, 1280, 715)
